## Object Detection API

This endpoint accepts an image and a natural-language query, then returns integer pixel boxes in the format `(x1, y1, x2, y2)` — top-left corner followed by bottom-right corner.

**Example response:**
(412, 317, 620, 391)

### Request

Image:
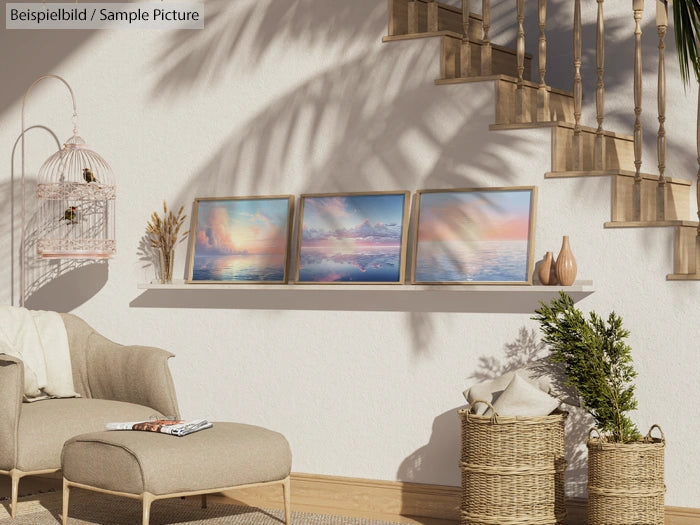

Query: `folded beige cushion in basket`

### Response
(486, 374, 561, 417)
(463, 364, 552, 415)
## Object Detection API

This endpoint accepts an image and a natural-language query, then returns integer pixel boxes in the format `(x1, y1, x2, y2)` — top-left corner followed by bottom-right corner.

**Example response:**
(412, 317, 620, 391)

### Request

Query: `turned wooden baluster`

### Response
(481, 0, 492, 75)
(537, 0, 549, 122)
(462, 0, 471, 77)
(515, 0, 526, 122)
(695, 87, 700, 276)
(407, 1, 418, 33)
(595, 0, 606, 170)
(428, 0, 439, 32)
(633, 0, 644, 220)
(573, 0, 583, 169)
(696, 86, 700, 269)
(656, 0, 668, 220)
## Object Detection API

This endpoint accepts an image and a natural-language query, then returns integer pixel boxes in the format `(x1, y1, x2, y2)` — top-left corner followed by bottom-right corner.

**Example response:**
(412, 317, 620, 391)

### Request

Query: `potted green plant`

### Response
(671, 0, 700, 85)
(533, 292, 665, 525)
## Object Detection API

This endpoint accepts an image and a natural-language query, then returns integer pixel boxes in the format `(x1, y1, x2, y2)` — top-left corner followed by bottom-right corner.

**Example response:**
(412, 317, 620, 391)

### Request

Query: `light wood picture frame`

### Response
(411, 186, 538, 285)
(186, 195, 294, 284)
(295, 191, 410, 284)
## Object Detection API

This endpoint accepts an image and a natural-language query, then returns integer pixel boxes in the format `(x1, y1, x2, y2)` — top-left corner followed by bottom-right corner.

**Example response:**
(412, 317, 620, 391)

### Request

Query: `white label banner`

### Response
(6, 3, 204, 29)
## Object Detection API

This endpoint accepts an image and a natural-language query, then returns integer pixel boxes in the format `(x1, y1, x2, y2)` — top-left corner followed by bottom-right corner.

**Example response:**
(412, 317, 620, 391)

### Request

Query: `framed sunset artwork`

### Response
(411, 187, 537, 284)
(295, 191, 410, 283)
(186, 195, 294, 283)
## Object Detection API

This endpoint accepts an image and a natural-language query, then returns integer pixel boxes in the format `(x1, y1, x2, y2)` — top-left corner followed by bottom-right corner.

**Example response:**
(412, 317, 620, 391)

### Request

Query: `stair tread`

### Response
(384, 33, 532, 59)
(667, 273, 700, 280)
(604, 220, 699, 228)
(382, 30, 463, 42)
(547, 169, 692, 185)
(436, 75, 568, 95)
(491, 122, 634, 141)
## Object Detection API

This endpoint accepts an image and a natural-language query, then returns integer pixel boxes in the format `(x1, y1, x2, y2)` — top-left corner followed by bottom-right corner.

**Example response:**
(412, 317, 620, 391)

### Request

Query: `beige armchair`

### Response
(0, 313, 179, 518)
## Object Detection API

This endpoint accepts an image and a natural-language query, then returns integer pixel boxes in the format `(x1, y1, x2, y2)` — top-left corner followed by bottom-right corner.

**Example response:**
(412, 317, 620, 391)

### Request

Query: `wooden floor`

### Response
(0, 473, 454, 524)
(2, 473, 695, 525)
(211, 492, 457, 524)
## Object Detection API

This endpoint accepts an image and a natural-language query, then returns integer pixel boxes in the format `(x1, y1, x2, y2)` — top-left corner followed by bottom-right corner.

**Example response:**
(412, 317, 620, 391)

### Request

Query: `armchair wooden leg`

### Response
(282, 476, 291, 525)
(10, 469, 20, 519)
(200, 494, 207, 508)
(142, 492, 154, 525)
(62, 478, 70, 524)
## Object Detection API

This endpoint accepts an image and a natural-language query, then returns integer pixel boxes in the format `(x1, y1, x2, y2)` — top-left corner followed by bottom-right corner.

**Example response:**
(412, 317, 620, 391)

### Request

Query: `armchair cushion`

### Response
(16, 398, 161, 472)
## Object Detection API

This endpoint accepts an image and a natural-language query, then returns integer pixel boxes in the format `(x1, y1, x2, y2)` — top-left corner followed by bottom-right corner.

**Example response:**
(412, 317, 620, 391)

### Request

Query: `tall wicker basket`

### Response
(587, 425, 666, 525)
(458, 401, 567, 525)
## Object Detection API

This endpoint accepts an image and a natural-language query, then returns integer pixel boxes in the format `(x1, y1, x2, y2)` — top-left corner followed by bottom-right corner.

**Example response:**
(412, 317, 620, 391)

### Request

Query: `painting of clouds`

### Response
(412, 187, 537, 284)
(187, 196, 293, 283)
(296, 192, 409, 283)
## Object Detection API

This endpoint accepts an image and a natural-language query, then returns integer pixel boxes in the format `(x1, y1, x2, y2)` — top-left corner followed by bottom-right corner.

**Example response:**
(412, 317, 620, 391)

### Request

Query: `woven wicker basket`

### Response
(458, 401, 567, 525)
(587, 425, 666, 525)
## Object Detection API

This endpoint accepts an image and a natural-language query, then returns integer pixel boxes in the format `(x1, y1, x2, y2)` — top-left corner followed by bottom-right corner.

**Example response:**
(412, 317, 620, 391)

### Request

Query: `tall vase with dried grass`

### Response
(145, 202, 188, 284)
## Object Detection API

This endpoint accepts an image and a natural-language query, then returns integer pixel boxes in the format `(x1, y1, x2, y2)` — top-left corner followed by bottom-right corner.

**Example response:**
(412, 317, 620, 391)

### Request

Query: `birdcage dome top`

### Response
(37, 132, 114, 187)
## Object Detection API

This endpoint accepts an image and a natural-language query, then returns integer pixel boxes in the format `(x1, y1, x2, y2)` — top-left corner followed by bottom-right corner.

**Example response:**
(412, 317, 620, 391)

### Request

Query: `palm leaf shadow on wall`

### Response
(137, 0, 536, 355)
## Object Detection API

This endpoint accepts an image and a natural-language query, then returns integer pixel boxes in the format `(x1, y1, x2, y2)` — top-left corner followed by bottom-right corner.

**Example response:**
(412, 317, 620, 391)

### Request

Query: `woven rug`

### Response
(0, 489, 404, 525)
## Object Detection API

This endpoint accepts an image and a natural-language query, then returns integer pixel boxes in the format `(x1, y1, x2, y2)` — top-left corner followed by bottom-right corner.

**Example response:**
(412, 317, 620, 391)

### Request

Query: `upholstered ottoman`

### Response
(60, 422, 292, 525)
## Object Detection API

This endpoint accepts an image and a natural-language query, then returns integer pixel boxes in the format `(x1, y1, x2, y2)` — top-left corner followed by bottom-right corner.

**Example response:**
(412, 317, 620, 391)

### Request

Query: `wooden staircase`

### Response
(383, 0, 700, 280)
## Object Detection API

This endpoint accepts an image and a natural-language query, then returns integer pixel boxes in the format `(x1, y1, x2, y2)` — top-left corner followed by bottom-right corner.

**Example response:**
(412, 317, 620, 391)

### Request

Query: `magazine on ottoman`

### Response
(105, 418, 213, 436)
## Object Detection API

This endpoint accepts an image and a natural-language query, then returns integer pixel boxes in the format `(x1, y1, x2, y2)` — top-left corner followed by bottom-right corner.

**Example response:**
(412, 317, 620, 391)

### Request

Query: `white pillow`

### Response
(488, 374, 561, 417)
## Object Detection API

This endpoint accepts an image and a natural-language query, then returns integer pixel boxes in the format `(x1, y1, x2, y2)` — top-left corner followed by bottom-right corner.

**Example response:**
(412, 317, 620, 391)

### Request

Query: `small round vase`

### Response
(555, 236, 577, 286)
(537, 251, 559, 285)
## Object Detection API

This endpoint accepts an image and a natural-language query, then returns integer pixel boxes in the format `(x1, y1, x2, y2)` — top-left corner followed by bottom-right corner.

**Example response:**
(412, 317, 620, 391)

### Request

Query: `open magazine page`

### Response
(105, 418, 213, 436)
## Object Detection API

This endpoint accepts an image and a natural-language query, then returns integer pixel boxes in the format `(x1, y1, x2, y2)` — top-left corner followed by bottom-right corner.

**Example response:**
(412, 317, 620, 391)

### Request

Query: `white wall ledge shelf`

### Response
(132, 280, 594, 313)
(138, 280, 593, 292)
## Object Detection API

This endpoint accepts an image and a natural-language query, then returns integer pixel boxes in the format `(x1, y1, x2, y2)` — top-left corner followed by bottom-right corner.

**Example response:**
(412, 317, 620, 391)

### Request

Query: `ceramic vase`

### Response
(555, 236, 577, 286)
(538, 251, 559, 285)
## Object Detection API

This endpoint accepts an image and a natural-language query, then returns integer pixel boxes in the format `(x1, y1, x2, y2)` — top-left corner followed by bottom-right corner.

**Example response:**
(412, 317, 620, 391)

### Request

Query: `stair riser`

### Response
(673, 226, 700, 274)
(389, 0, 482, 40)
(552, 127, 634, 172)
(612, 175, 690, 222)
(494, 81, 572, 124)
(441, 37, 532, 80)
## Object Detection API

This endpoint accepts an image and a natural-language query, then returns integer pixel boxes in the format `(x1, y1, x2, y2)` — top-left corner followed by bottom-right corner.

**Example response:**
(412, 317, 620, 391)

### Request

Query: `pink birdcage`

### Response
(35, 133, 115, 259)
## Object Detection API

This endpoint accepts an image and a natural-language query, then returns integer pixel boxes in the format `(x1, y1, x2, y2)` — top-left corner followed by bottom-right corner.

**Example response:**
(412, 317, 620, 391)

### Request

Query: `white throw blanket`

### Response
(0, 305, 79, 401)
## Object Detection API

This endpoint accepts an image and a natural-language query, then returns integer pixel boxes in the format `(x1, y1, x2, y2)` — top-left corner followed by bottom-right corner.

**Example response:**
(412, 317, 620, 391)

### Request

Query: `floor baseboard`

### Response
(216, 472, 699, 525)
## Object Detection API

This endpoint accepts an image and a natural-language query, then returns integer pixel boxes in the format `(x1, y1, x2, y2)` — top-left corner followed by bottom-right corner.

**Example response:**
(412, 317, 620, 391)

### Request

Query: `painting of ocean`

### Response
(188, 196, 293, 283)
(192, 253, 286, 282)
(298, 244, 401, 282)
(413, 188, 536, 283)
(414, 240, 529, 282)
(296, 192, 409, 283)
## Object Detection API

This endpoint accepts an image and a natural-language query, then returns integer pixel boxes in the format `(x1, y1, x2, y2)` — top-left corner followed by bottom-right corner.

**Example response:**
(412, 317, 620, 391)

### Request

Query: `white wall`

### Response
(1, 0, 698, 509)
